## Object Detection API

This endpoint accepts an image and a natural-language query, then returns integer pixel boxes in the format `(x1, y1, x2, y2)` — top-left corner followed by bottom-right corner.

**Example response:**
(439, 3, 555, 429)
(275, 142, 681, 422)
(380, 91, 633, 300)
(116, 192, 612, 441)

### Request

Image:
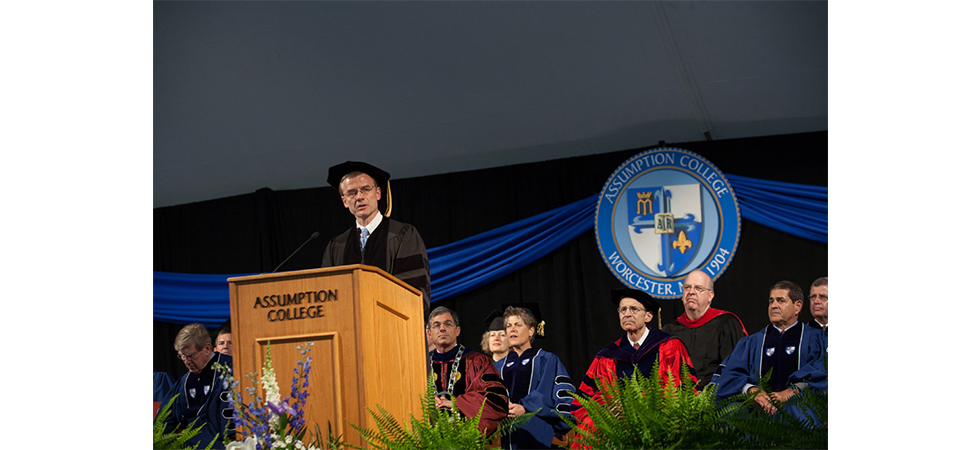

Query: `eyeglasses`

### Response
(342, 185, 377, 200)
(429, 320, 457, 330)
(682, 285, 711, 294)
(177, 348, 205, 361)
(617, 306, 646, 315)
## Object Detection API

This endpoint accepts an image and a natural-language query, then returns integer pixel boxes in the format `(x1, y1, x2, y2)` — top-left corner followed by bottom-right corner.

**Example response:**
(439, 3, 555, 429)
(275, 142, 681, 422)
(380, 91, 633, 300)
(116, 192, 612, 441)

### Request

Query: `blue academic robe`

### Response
(712, 322, 828, 401)
(494, 348, 575, 449)
(159, 352, 234, 450)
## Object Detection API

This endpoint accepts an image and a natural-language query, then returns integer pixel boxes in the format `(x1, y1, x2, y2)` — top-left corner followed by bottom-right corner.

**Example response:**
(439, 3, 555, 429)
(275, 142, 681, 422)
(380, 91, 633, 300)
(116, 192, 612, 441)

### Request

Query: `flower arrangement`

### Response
(215, 342, 341, 450)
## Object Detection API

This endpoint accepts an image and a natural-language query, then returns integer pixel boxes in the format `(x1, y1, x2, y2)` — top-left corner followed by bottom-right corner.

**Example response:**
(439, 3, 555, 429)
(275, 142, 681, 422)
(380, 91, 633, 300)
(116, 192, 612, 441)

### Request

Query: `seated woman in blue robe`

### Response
(494, 306, 575, 449)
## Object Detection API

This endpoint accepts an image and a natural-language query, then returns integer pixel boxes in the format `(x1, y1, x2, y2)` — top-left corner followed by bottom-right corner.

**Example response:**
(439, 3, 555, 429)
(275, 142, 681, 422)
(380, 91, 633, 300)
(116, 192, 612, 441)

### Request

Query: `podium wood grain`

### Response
(228, 265, 426, 447)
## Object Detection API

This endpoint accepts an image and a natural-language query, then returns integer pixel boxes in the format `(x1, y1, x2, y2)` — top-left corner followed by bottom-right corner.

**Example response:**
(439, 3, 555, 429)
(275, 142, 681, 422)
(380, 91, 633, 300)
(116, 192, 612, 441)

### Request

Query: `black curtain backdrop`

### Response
(153, 131, 828, 384)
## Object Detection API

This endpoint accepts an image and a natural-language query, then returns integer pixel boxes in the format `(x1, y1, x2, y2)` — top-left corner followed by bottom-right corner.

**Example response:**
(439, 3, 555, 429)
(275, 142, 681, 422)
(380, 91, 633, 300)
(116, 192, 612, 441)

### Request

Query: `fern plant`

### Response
(717, 366, 828, 449)
(562, 362, 828, 449)
(153, 394, 219, 450)
(352, 374, 533, 449)
(563, 363, 727, 449)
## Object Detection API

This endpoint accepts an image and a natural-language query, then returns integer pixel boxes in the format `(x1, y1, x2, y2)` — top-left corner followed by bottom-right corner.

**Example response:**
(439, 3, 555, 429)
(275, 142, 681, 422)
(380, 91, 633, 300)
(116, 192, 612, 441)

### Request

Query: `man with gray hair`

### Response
(808, 277, 828, 332)
(158, 323, 234, 449)
(662, 270, 747, 390)
(427, 306, 508, 435)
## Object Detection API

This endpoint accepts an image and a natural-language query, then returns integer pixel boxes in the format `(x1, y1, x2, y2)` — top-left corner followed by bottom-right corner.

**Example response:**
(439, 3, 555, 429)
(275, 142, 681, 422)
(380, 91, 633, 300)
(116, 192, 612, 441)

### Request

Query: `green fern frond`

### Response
(354, 372, 516, 450)
(715, 365, 828, 449)
(153, 395, 220, 450)
(562, 360, 826, 450)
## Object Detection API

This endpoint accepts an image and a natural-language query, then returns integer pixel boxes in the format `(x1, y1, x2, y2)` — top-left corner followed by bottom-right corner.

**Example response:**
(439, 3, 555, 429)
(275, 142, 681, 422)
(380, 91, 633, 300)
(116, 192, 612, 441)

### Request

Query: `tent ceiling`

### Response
(154, 1, 827, 208)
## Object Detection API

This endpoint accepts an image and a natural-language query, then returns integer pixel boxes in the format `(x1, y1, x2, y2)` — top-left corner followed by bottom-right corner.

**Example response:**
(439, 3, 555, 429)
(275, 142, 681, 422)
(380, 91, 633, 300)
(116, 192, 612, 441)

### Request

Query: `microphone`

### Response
(272, 231, 320, 273)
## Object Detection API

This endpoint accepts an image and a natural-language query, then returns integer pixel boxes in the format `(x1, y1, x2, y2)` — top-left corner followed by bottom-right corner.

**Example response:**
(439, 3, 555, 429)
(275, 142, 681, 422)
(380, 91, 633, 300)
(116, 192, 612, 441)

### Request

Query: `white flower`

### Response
(225, 436, 257, 450)
(261, 368, 282, 404)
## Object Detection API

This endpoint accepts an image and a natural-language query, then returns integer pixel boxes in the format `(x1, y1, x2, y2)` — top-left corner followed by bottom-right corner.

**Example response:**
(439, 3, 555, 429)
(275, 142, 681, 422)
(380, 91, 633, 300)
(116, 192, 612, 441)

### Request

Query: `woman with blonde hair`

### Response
(481, 314, 510, 362)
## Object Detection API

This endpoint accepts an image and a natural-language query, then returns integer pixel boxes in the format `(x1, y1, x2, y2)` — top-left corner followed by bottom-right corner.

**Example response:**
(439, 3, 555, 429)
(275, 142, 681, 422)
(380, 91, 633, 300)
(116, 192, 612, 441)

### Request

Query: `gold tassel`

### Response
(384, 180, 392, 217)
(536, 320, 546, 337)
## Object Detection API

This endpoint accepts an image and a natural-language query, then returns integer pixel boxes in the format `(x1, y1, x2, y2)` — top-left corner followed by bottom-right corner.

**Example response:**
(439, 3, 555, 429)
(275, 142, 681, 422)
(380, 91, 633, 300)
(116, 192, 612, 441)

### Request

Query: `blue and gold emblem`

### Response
(595, 148, 741, 298)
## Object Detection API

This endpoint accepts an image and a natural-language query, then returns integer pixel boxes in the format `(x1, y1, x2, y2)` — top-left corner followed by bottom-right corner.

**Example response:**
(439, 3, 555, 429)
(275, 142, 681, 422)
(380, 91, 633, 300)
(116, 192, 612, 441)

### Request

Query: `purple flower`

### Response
(268, 400, 291, 416)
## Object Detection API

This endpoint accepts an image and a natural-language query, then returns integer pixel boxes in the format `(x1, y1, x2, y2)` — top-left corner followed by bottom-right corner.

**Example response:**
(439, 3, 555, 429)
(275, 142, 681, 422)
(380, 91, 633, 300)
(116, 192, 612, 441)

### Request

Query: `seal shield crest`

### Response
(595, 147, 741, 299)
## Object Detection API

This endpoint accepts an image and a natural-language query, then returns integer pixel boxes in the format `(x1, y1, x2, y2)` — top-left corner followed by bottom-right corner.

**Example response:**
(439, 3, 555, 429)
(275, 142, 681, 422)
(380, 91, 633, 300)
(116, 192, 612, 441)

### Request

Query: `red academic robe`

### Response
(569, 327, 696, 449)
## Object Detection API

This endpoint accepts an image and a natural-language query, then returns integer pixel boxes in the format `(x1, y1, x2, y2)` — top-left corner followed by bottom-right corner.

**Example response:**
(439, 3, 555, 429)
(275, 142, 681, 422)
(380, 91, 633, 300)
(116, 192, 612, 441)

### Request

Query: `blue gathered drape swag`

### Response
(154, 175, 827, 327)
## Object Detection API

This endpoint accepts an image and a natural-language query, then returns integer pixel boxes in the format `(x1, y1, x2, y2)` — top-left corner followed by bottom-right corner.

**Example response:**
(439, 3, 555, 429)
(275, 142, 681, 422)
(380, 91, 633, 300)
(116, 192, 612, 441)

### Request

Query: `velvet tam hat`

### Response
(611, 288, 660, 314)
(612, 288, 662, 328)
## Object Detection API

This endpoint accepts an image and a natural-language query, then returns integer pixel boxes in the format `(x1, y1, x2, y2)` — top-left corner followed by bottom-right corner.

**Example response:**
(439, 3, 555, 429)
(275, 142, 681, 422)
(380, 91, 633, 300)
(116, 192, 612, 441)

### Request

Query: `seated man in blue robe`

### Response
(712, 280, 827, 416)
(159, 323, 234, 449)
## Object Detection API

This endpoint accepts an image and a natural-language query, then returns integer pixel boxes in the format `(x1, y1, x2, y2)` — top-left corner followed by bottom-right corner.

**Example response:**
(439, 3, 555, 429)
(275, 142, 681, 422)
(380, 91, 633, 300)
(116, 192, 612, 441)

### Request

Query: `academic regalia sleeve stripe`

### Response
(399, 274, 429, 291)
(393, 253, 426, 274)
(486, 385, 508, 397)
(481, 373, 503, 384)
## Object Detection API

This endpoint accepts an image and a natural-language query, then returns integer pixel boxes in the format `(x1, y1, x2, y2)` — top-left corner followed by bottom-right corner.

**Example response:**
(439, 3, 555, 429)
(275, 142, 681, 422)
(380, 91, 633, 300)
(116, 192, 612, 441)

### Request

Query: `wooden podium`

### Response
(228, 265, 427, 448)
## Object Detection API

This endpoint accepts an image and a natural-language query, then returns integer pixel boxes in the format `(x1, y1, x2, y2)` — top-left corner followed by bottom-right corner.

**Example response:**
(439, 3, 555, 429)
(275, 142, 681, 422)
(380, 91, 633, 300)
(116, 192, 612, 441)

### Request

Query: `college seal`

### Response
(595, 147, 741, 299)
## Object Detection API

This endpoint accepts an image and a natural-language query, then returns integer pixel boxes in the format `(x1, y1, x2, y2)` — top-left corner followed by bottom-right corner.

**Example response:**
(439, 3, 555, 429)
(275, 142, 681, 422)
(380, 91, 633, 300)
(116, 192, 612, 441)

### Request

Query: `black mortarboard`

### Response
(327, 161, 393, 217)
(483, 310, 505, 332)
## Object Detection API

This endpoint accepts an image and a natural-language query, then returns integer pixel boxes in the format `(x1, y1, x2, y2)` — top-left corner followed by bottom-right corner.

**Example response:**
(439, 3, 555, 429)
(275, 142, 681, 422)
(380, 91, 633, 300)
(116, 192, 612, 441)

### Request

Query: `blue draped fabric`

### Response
(726, 174, 827, 244)
(430, 194, 597, 299)
(153, 175, 826, 327)
(154, 271, 245, 327)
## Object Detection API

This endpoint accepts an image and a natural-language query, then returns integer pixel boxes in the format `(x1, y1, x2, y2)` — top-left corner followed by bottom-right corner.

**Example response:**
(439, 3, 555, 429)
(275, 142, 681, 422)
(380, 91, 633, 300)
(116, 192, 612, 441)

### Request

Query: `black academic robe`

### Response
(662, 310, 747, 390)
(322, 217, 430, 309)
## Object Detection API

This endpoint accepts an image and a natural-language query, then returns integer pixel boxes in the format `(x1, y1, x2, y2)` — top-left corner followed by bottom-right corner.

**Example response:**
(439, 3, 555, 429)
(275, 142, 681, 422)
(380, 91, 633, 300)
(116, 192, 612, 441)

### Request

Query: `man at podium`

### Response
(428, 306, 509, 435)
(322, 161, 431, 309)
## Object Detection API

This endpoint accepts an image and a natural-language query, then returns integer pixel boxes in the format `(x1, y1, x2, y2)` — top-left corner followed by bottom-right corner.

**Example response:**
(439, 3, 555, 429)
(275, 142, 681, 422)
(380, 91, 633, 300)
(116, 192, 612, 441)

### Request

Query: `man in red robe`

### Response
(570, 288, 696, 449)
(428, 306, 509, 435)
